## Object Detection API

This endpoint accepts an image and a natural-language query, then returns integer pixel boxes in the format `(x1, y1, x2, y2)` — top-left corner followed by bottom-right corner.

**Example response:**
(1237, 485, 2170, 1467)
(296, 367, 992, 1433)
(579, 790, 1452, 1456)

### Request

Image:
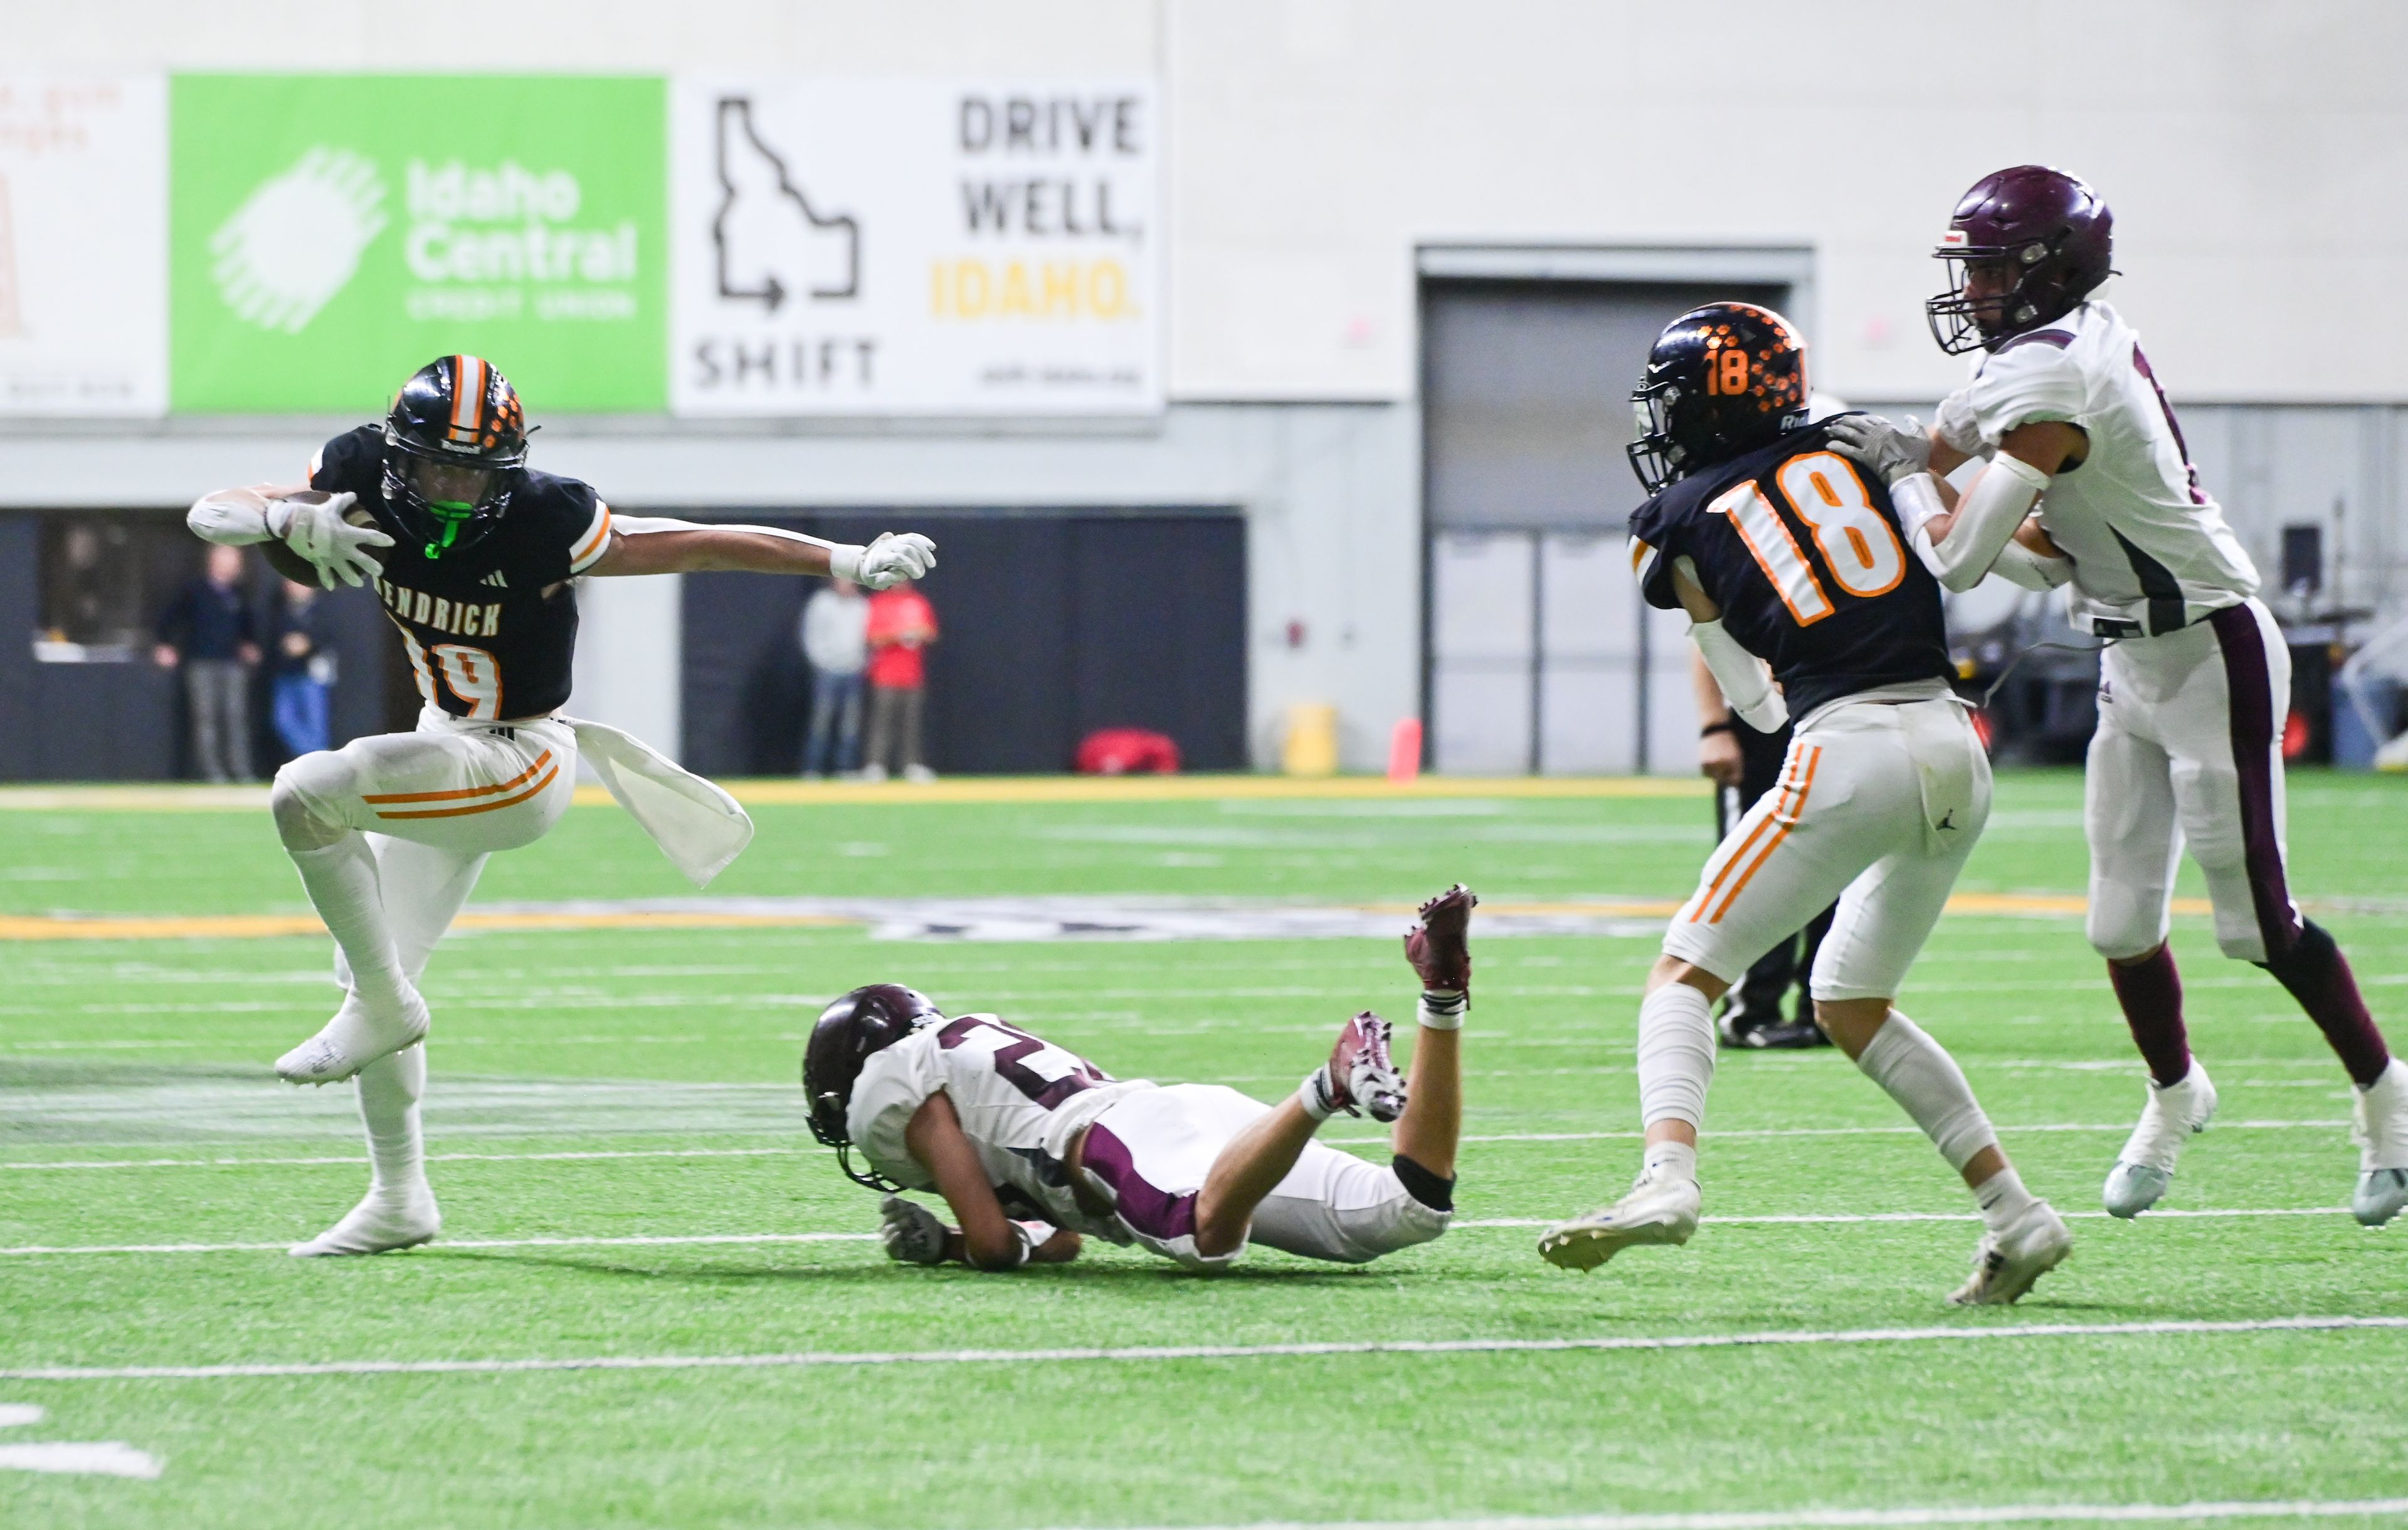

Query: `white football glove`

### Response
(834, 532, 937, 591)
(879, 1195, 948, 1265)
(1824, 413, 1931, 487)
(1935, 392, 1987, 459)
(268, 492, 393, 589)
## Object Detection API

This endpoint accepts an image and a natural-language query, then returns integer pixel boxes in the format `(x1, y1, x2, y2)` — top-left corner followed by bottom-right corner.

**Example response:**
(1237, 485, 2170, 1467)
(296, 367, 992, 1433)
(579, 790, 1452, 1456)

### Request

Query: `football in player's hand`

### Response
(262, 491, 387, 585)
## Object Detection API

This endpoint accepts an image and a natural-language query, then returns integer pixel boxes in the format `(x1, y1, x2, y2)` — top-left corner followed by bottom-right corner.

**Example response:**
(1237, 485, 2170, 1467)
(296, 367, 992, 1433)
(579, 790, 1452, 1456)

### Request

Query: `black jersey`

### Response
(1629, 422, 1952, 722)
(309, 426, 614, 721)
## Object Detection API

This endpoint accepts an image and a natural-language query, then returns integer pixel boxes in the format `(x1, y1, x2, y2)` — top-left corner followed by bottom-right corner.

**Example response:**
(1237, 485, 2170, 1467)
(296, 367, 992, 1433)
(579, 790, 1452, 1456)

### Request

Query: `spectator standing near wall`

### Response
(800, 578, 870, 778)
(154, 544, 261, 782)
(862, 583, 938, 783)
(270, 579, 339, 761)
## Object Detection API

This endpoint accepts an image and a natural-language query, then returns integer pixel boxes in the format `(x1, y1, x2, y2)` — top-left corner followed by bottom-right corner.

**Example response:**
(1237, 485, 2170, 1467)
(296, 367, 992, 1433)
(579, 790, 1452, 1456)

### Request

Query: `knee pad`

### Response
(1334, 1176, 1451, 1259)
(1392, 1153, 1454, 1212)
(272, 751, 356, 838)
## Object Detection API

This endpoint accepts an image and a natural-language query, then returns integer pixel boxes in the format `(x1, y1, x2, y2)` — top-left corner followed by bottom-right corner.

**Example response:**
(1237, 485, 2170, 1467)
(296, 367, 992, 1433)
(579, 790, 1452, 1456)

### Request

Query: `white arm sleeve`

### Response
(609, 514, 837, 550)
(1911, 452, 2049, 594)
(1691, 619, 1787, 734)
(187, 490, 277, 547)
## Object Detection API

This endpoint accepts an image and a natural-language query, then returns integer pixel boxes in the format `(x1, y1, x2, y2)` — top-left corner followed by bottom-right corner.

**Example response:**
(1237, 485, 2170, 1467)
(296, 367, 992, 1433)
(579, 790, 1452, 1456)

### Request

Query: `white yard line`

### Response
(0, 1121, 2353, 1173)
(0, 1231, 876, 1257)
(4, 1314, 2402, 1384)
(1, 1146, 812, 1172)
(0, 1205, 2361, 1258)
(1102, 1497, 2408, 1529)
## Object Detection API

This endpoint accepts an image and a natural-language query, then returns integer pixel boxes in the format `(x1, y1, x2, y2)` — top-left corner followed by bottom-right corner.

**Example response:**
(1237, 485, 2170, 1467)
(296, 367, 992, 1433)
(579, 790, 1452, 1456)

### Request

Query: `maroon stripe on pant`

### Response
(1077, 1123, 1198, 1243)
(2207, 604, 2301, 959)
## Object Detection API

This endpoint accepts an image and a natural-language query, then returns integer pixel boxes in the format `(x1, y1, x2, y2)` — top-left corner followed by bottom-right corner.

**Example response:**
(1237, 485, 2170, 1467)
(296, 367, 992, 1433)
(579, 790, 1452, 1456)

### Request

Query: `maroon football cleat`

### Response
(1405, 884, 1476, 996)
(1318, 1011, 1407, 1123)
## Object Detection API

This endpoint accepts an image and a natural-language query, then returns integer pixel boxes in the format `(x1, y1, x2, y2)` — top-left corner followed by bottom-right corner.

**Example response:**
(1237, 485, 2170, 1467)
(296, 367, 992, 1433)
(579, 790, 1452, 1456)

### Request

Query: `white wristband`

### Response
(1417, 991, 1467, 1031)
(828, 544, 866, 583)
(1889, 472, 1946, 543)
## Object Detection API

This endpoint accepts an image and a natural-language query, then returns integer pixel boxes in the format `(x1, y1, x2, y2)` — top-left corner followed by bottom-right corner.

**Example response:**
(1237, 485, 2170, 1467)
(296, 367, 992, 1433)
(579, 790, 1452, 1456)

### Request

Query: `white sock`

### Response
(357, 1045, 428, 1200)
(1417, 989, 1467, 1031)
(1854, 1011, 1998, 1172)
(1972, 1165, 2036, 1234)
(1297, 1068, 1336, 1122)
(1642, 1139, 1698, 1184)
(288, 836, 411, 1010)
(1636, 983, 1716, 1132)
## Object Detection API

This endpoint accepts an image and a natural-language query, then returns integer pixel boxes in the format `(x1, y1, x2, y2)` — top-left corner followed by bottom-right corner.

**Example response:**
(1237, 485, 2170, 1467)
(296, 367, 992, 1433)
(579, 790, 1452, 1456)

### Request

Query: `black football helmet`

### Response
(1926, 166, 2115, 354)
(802, 983, 944, 1190)
(1627, 303, 1809, 495)
(382, 354, 531, 562)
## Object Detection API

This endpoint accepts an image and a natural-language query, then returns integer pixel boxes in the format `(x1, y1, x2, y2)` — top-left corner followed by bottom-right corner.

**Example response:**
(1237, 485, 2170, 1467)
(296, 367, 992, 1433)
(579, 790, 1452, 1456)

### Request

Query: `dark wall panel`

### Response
(682, 511, 1246, 776)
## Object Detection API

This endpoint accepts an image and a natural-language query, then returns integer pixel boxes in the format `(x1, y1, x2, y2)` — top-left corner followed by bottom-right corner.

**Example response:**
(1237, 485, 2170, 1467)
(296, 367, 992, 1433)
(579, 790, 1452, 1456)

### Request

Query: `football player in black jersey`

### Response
(1535, 305, 2071, 1304)
(187, 354, 936, 1255)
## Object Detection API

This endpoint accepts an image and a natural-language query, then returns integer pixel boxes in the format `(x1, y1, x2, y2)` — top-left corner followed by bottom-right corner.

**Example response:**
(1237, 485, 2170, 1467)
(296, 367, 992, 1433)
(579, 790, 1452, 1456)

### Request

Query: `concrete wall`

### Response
(19, 0, 2406, 403)
(12, 0, 2407, 768)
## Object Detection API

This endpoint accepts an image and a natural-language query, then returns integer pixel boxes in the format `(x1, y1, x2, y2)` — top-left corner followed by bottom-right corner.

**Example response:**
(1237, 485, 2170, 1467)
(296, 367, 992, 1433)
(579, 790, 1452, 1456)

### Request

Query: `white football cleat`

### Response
(2351, 1058, 2408, 1228)
(1538, 1171, 1701, 1273)
(275, 986, 430, 1087)
(289, 1186, 440, 1257)
(2102, 1062, 2217, 1218)
(1949, 1198, 2071, 1306)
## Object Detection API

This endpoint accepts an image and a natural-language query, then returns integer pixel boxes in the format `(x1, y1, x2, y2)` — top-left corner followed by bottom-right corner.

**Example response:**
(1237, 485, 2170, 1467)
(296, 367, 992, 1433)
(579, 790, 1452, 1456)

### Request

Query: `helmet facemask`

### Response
(1626, 376, 1691, 496)
(1926, 241, 2064, 355)
(381, 430, 520, 562)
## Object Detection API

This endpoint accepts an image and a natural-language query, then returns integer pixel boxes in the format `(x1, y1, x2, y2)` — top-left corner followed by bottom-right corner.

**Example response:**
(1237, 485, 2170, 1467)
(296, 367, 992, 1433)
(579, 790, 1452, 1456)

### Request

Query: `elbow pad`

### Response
(187, 491, 275, 547)
(1691, 619, 1787, 734)
(1990, 537, 2076, 591)
(1926, 452, 2049, 593)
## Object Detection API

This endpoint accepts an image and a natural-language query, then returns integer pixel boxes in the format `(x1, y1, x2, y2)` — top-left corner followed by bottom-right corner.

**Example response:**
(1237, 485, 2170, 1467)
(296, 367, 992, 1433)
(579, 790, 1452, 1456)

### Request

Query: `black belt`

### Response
(2088, 611, 2201, 640)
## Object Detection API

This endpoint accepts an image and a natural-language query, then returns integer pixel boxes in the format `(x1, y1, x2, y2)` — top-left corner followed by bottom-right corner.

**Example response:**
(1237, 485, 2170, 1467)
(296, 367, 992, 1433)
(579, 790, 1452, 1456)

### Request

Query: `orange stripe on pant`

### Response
(1682, 744, 1803, 923)
(373, 764, 560, 821)
(360, 751, 554, 806)
(1706, 744, 1821, 924)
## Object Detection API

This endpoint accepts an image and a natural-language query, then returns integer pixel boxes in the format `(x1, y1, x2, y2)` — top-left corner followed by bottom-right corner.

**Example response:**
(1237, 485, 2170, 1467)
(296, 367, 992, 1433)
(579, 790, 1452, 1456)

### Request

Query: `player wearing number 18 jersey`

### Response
(1538, 304, 2070, 1304)
(186, 354, 938, 1257)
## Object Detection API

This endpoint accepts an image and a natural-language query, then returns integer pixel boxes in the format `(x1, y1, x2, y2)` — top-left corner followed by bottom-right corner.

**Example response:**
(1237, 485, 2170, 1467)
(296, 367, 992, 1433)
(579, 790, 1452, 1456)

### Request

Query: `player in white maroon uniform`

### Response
(1841, 167, 2407, 1226)
(186, 354, 937, 1256)
(801, 888, 1475, 1273)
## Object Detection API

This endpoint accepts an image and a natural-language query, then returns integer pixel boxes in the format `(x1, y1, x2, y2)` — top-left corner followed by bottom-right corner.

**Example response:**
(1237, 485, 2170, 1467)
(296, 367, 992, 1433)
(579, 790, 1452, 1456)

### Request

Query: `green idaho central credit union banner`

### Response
(171, 74, 665, 413)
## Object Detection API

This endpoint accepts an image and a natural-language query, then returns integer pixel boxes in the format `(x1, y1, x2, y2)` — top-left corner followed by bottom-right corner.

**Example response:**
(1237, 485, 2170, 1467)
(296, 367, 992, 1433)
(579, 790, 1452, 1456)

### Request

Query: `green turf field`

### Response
(3, 770, 2405, 1529)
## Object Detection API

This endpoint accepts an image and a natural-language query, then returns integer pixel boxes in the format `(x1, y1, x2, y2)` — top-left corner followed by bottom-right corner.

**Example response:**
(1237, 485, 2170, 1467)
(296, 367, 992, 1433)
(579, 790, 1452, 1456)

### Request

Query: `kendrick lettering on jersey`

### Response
(308, 424, 613, 721)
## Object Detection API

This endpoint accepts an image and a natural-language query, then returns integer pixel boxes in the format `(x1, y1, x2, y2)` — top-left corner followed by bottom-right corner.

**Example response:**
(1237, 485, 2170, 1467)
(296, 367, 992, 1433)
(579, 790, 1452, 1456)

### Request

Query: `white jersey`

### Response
(1949, 300, 2258, 636)
(846, 1015, 1150, 1235)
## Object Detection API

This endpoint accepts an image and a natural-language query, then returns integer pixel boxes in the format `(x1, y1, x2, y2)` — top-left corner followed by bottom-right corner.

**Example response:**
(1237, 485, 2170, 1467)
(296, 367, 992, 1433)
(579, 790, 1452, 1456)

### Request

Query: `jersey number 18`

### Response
(1706, 451, 1906, 626)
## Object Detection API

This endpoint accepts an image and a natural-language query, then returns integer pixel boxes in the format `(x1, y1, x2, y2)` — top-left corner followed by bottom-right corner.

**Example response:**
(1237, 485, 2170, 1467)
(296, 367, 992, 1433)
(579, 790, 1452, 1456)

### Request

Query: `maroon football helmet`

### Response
(1926, 166, 2114, 354)
(802, 983, 943, 1189)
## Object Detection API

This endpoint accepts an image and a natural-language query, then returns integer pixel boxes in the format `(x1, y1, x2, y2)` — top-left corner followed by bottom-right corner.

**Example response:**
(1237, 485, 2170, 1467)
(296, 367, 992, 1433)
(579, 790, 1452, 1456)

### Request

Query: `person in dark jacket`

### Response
(269, 579, 339, 760)
(154, 544, 261, 781)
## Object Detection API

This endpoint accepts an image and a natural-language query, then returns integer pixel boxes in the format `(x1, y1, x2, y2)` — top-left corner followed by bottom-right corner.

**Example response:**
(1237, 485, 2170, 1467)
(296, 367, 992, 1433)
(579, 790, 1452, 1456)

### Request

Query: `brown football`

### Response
(261, 491, 388, 585)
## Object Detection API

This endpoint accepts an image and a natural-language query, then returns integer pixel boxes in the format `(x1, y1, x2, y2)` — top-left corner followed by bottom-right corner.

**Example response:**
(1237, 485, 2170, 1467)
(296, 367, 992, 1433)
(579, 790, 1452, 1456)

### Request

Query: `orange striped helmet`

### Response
(382, 355, 531, 561)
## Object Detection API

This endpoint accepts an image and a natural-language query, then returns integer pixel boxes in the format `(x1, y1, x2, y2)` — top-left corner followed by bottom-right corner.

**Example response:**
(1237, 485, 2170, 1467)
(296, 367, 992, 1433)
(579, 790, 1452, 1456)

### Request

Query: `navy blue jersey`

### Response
(309, 426, 615, 721)
(1629, 422, 1952, 722)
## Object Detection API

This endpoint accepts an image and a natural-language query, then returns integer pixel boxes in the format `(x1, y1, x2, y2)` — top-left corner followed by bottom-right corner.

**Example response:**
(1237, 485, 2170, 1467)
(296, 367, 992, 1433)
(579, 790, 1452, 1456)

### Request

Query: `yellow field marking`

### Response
(0, 894, 2219, 942)
(0, 776, 1711, 814)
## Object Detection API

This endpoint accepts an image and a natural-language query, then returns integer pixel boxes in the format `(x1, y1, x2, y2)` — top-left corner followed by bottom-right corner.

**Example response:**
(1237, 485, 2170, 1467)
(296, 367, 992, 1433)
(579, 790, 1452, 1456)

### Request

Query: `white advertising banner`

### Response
(0, 75, 167, 417)
(670, 78, 1159, 417)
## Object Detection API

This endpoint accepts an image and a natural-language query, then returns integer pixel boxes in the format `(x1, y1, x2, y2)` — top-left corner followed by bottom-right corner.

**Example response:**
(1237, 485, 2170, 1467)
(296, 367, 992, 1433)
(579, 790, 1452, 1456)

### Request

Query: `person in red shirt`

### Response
(862, 585, 938, 781)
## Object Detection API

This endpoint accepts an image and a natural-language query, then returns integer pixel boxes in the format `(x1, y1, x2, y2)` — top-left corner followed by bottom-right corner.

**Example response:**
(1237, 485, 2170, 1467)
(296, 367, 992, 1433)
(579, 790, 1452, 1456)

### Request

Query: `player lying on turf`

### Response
(1536, 304, 2070, 1304)
(1852, 166, 2405, 1225)
(186, 354, 936, 1257)
(801, 887, 1476, 1272)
